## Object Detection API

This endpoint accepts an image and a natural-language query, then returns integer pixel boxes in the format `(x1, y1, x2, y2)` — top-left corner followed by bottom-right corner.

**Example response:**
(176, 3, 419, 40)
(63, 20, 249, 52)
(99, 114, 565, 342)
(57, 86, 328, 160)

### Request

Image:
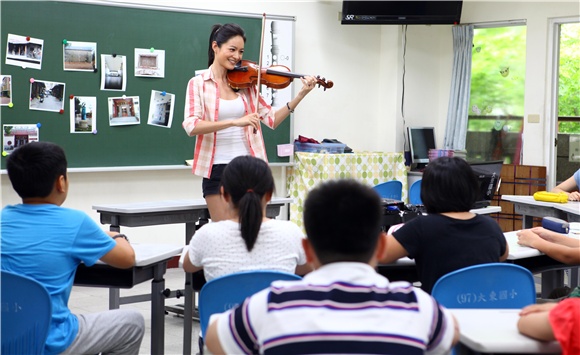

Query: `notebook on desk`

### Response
(470, 160, 503, 209)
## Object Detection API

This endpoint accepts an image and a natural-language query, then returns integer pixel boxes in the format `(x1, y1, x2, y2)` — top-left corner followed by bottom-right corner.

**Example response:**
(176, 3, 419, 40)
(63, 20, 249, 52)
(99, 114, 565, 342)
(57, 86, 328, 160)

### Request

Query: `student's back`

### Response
(182, 155, 308, 281)
(205, 179, 458, 354)
(1, 141, 144, 355)
(381, 157, 508, 293)
(187, 219, 305, 280)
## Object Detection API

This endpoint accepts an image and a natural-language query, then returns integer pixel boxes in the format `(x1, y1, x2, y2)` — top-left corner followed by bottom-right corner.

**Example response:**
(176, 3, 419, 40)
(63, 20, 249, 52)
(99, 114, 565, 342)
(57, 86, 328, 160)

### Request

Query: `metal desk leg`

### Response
(183, 272, 193, 355)
(570, 267, 579, 289)
(109, 288, 120, 309)
(541, 270, 564, 298)
(522, 213, 534, 229)
(151, 263, 166, 355)
(183, 220, 197, 355)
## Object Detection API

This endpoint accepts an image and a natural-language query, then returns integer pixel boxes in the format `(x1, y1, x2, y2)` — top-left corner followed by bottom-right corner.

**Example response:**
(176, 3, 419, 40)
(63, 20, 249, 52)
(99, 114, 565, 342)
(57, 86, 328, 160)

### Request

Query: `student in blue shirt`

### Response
(1, 142, 144, 355)
(552, 168, 580, 201)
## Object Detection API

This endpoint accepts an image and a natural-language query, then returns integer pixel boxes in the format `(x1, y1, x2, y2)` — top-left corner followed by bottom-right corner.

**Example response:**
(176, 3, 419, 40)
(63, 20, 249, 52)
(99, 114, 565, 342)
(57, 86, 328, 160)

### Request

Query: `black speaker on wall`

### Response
(341, 1, 463, 25)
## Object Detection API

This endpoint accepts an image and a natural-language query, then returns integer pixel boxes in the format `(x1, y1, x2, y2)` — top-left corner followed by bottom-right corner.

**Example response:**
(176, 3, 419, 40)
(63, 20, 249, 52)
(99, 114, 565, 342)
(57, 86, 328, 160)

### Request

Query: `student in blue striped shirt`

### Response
(205, 179, 459, 354)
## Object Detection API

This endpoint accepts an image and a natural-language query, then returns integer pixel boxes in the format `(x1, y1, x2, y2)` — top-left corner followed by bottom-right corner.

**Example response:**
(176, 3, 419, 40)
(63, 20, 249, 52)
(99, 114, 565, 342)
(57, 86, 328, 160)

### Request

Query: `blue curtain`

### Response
(443, 25, 474, 150)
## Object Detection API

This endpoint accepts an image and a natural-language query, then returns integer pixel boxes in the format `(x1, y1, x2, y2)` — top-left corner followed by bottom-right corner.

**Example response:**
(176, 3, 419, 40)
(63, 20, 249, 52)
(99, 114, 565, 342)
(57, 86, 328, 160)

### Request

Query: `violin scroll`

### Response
(314, 76, 333, 91)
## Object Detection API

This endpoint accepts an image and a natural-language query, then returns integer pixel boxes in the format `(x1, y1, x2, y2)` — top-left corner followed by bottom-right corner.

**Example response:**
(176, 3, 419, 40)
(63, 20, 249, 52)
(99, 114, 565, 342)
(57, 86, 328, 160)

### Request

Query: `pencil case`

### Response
(533, 191, 569, 203)
(542, 217, 569, 234)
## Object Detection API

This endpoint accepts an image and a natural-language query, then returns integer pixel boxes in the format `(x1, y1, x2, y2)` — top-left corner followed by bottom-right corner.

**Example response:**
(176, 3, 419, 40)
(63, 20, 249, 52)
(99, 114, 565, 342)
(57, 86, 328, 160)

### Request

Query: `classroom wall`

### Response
(1, 0, 578, 245)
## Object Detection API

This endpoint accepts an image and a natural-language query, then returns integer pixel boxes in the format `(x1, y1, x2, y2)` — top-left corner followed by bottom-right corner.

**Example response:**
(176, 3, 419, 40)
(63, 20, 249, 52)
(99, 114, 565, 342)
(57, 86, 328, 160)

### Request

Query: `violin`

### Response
(227, 60, 333, 91)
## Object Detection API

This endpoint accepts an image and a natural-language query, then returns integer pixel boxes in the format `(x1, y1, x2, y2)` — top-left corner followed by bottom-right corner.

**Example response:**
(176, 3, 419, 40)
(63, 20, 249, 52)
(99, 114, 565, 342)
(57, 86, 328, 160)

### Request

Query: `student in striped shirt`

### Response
(205, 179, 459, 354)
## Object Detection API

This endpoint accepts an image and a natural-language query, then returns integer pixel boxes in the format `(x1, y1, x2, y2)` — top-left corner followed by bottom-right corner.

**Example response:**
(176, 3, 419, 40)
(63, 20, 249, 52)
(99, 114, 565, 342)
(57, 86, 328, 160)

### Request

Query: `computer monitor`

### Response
(469, 160, 504, 209)
(408, 126, 436, 169)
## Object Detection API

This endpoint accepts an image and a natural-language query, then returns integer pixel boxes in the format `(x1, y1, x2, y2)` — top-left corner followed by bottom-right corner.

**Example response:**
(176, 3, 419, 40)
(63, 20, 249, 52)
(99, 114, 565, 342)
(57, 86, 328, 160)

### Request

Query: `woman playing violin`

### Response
(183, 23, 317, 221)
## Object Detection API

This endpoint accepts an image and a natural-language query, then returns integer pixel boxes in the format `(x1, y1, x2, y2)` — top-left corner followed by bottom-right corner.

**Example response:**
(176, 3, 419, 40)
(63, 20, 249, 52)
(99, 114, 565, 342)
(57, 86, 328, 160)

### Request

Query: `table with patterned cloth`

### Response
(286, 152, 407, 228)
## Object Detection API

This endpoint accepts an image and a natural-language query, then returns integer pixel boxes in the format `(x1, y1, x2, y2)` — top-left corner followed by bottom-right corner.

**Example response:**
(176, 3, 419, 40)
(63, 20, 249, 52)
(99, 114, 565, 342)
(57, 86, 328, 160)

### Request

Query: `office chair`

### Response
(409, 179, 423, 205)
(198, 270, 302, 338)
(431, 263, 536, 309)
(373, 180, 403, 200)
(1, 270, 52, 355)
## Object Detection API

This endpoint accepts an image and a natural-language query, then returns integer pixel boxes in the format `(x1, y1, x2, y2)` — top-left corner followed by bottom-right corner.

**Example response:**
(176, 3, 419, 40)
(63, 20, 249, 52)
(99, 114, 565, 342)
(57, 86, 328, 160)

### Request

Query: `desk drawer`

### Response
(74, 262, 167, 288)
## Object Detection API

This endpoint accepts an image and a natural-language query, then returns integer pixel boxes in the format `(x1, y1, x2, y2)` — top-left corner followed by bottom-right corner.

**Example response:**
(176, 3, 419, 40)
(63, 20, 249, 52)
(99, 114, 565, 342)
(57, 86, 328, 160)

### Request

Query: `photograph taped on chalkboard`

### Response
(108, 96, 140, 126)
(29, 79, 65, 112)
(135, 48, 165, 78)
(5, 33, 43, 70)
(101, 54, 126, 91)
(70, 96, 96, 133)
(63, 40, 97, 72)
(1, 75, 12, 106)
(3, 124, 39, 155)
(147, 90, 174, 128)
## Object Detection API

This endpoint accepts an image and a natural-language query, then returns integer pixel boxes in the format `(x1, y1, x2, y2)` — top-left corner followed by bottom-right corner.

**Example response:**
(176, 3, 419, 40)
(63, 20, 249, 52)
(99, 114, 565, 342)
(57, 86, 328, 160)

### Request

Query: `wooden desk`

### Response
(378, 231, 574, 298)
(74, 243, 182, 355)
(92, 197, 291, 355)
(451, 309, 561, 354)
(286, 152, 407, 228)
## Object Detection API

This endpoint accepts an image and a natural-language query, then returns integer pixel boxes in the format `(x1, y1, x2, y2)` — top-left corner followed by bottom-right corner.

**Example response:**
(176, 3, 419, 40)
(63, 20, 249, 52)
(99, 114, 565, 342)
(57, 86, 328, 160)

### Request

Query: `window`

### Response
(466, 25, 526, 164)
(557, 22, 580, 133)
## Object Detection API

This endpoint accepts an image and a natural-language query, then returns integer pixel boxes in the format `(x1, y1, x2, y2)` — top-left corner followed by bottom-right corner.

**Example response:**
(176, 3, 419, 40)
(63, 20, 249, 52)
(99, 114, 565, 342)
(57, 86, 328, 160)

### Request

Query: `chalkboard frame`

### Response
(0, 0, 295, 170)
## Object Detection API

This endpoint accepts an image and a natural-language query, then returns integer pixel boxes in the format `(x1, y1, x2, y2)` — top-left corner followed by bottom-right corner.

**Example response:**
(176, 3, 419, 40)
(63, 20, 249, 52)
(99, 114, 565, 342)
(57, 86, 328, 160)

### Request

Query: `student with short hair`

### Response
(381, 156, 509, 294)
(1, 141, 145, 355)
(205, 179, 459, 354)
(182, 155, 309, 281)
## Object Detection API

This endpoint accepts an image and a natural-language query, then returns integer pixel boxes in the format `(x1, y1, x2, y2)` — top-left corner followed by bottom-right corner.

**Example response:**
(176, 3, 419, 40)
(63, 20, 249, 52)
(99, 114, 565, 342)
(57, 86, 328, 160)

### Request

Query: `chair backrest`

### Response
(409, 179, 423, 205)
(198, 270, 301, 337)
(1, 270, 52, 355)
(373, 180, 403, 200)
(431, 263, 536, 309)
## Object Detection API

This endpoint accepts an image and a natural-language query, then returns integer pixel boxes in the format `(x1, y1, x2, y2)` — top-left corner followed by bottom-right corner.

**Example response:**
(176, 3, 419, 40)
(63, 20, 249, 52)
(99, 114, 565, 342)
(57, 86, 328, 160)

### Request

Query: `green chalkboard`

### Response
(0, 1, 292, 169)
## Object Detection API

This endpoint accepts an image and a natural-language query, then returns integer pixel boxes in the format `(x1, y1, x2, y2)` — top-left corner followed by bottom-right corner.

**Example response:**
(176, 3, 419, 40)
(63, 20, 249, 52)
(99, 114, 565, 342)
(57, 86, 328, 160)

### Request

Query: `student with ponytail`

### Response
(182, 155, 310, 281)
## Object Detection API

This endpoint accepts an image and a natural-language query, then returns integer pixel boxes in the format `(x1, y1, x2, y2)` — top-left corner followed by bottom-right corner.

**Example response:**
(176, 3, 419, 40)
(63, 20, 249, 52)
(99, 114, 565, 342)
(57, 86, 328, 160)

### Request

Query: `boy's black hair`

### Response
(221, 155, 275, 252)
(421, 156, 478, 214)
(303, 179, 383, 264)
(6, 142, 67, 199)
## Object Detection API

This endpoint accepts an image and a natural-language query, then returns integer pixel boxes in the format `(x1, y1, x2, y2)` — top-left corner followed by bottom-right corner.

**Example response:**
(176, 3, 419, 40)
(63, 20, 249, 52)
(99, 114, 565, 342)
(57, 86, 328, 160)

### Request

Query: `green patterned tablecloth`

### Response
(286, 152, 407, 228)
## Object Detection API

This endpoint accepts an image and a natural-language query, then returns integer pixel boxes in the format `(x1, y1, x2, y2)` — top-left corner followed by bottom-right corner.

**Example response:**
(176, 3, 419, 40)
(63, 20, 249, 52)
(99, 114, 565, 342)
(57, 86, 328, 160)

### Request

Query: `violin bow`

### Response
(253, 13, 267, 134)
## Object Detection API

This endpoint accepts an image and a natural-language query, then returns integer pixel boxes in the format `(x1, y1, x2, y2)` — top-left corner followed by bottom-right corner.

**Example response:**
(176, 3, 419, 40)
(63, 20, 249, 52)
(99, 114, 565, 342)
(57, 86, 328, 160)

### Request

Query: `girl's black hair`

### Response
(208, 23, 246, 67)
(221, 155, 275, 251)
(421, 156, 479, 214)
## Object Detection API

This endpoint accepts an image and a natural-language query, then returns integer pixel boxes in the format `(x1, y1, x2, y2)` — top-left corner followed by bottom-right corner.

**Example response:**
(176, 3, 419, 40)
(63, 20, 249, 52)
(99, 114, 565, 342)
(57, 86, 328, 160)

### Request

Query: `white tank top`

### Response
(214, 96, 251, 164)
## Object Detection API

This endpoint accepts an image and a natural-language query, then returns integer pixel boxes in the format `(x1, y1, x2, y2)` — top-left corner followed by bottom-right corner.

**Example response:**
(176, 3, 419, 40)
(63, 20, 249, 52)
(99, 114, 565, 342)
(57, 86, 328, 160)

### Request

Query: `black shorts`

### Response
(202, 164, 227, 197)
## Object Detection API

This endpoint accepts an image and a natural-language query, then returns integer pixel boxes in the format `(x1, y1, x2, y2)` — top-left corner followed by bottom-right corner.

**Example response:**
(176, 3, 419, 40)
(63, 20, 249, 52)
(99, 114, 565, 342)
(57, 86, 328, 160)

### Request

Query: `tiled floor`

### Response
(69, 267, 199, 355)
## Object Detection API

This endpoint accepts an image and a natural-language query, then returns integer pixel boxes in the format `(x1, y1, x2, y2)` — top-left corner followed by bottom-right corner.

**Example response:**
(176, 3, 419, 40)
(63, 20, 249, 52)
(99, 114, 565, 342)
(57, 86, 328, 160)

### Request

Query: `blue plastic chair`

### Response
(431, 263, 536, 309)
(1, 270, 52, 355)
(409, 179, 423, 205)
(198, 270, 301, 337)
(373, 180, 403, 200)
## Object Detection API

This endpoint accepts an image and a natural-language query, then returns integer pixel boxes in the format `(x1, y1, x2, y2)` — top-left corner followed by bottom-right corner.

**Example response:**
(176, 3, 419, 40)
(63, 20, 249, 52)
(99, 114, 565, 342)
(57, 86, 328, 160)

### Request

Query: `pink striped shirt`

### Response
(183, 67, 277, 178)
